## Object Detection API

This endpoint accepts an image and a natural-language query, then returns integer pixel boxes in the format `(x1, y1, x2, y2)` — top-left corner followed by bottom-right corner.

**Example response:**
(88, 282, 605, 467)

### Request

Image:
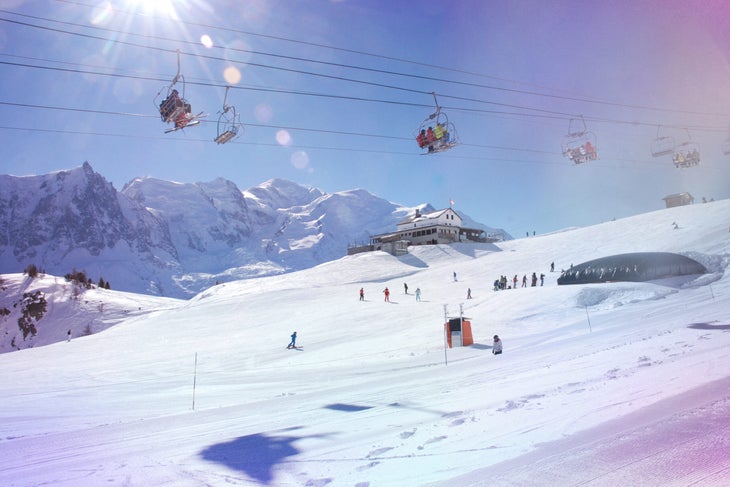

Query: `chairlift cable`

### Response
(48, 1, 730, 118)
(3, 11, 729, 120)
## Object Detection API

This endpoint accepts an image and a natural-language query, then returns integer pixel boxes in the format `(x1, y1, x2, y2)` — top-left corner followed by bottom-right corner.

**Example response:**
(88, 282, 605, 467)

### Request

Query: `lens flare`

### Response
(223, 66, 241, 84)
(254, 103, 273, 123)
(200, 34, 214, 48)
(276, 130, 292, 146)
(291, 151, 310, 170)
(90, 1, 114, 25)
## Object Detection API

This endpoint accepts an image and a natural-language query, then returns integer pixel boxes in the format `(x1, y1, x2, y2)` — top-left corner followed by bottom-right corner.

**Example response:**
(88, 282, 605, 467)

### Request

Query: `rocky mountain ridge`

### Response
(0, 162, 506, 298)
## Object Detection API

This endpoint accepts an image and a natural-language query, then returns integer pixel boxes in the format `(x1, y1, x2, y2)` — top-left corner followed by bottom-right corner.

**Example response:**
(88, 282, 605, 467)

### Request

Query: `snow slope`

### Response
(0, 274, 182, 352)
(0, 200, 728, 486)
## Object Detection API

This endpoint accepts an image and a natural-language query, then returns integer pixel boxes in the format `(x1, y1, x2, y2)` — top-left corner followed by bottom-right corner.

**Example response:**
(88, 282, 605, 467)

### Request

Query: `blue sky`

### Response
(1, 0, 729, 236)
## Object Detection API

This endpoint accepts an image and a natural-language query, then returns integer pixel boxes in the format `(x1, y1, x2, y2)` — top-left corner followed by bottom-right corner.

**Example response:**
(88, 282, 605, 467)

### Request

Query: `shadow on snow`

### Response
(199, 428, 325, 484)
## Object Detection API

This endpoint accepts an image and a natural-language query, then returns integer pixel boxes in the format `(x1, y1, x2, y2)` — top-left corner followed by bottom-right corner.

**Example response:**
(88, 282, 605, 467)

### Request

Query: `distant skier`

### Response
(453, 271, 457, 282)
(492, 335, 502, 355)
(540, 273, 545, 286)
(467, 288, 472, 299)
(550, 262, 555, 272)
(287, 331, 297, 349)
(383, 287, 390, 302)
(404, 282, 409, 294)
(359, 288, 365, 301)
(67, 329, 71, 342)
(415, 287, 421, 301)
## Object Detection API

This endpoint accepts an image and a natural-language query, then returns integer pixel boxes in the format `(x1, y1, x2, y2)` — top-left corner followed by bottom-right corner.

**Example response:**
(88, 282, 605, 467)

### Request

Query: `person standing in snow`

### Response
(287, 331, 297, 349)
(492, 335, 502, 355)
(383, 287, 390, 302)
(415, 287, 421, 301)
(540, 273, 545, 286)
(522, 274, 527, 288)
(453, 271, 457, 282)
(404, 282, 408, 294)
(67, 329, 71, 342)
(359, 288, 365, 301)
(467, 288, 472, 299)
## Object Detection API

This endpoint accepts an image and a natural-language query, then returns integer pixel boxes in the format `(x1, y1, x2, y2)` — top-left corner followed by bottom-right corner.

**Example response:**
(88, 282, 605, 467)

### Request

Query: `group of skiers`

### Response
(353, 282, 503, 356)
(159, 89, 195, 129)
(494, 272, 545, 290)
(416, 123, 451, 153)
(369, 284, 422, 303)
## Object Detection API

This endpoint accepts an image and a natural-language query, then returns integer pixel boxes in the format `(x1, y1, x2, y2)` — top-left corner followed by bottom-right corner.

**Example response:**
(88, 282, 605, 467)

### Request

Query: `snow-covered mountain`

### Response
(0, 162, 508, 298)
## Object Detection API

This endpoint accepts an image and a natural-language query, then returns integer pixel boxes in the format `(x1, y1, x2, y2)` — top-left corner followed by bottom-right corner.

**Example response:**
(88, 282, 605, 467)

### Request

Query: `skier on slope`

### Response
(287, 331, 298, 349)
(492, 335, 503, 355)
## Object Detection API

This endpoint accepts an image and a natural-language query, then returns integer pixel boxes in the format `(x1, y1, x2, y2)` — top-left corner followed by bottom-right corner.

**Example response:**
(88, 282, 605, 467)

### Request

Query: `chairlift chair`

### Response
(154, 50, 201, 132)
(672, 140, 701, 168)
(561, 116, 598, 164)
(415, 92, 460, 154)
(214, 86, 244, 145)
(722, 130, 730, 156)
(670, 129, 700, 168)
(650, 126, 675, 157)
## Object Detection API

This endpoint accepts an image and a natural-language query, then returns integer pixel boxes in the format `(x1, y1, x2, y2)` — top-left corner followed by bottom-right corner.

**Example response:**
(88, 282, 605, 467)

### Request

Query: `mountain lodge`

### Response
(348, 208, 502, 256)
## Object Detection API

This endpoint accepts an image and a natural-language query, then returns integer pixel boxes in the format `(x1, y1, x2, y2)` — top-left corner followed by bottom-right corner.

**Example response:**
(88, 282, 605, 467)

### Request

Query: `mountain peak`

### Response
(1, 168, 504, 298)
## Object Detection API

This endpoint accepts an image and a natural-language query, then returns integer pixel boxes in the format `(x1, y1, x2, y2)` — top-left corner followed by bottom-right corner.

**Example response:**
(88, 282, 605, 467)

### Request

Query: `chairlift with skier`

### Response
(672, 129, 700, 168)
(415, 92, 459, 154)
(214, 86, 244, 145)
(560, 116, 598, 164)
(154, 50, 205, 133)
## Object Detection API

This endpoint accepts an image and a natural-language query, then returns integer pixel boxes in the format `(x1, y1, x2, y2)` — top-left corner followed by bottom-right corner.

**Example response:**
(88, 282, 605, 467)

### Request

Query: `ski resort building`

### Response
(662, 192, 694, 208)
(348, 208, 502, 256)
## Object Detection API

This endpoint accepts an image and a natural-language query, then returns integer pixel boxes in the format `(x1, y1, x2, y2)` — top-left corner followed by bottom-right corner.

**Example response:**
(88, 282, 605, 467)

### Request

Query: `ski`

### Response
(164, 112, 205, 133)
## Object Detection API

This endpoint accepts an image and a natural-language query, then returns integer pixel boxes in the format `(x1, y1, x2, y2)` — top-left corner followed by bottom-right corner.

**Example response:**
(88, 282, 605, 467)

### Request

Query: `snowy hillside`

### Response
(1, 164, 508, 299)
(0, 200, 728, 486)
(0, 273, 182, 353)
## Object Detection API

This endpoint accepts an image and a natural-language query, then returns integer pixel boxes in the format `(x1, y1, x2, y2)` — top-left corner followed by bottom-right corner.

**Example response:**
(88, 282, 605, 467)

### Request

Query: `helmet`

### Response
(493, 335, 499, 339)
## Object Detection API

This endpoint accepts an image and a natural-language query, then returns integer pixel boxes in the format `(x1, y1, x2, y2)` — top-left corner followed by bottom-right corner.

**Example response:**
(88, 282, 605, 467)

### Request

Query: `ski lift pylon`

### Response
(414, 92, 459, 154)
(214, 86, 243, 145)
(561, 115, 598, 164)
